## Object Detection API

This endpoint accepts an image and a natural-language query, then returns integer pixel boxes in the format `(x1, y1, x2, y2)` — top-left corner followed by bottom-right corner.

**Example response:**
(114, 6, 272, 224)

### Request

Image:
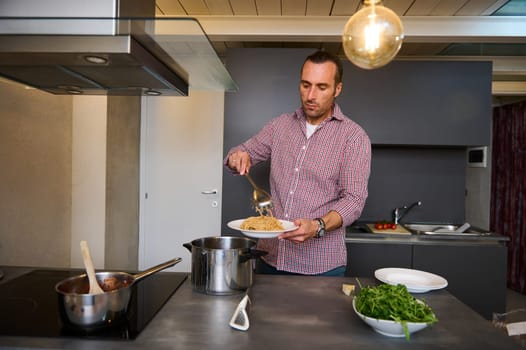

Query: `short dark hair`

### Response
(303, 50, 343, 84)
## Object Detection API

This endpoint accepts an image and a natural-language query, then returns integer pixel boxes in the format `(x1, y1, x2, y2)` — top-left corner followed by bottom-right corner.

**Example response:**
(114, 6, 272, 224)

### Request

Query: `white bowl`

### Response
(352, 298, 430, 338)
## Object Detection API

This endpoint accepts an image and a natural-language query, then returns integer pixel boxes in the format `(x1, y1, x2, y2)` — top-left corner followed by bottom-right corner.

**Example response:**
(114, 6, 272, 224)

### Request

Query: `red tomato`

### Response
(390, 223, 397, 230)
(375, 222, 383, 230)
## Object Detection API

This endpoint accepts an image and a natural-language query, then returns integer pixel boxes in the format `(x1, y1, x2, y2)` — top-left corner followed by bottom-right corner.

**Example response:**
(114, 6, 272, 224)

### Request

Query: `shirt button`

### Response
(302, 145, 306, 150)
(285, 214, 289, 218)
(294, 168, 299, 172)
(289, 191, 293, 194)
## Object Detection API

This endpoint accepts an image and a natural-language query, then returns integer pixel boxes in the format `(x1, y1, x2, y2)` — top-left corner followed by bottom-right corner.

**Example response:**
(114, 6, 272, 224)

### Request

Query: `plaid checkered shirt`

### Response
(227, 103, 371, 274)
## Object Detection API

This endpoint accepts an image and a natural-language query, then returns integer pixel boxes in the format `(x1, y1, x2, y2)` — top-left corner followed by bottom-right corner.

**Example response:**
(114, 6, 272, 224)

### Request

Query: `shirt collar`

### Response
(295, 103, 345, 122)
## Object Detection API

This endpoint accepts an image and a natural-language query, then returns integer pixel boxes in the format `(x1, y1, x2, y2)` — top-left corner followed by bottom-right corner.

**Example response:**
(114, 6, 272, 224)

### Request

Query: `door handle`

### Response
(201, 189, 218, 195)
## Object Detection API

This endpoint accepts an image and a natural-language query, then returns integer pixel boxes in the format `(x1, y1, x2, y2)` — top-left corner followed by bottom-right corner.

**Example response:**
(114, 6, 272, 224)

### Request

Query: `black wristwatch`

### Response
(315, 218, 326, 238)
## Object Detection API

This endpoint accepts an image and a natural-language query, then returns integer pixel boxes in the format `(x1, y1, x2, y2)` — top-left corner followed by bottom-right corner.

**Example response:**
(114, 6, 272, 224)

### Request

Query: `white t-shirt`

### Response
(306, 122, 317, 138)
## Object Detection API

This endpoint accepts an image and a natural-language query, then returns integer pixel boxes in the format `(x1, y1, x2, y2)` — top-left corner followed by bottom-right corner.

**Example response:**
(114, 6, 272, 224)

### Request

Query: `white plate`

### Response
(352, 298, 431, 338)
(227, 219, 297, 239)
(374, 268, 448, 293)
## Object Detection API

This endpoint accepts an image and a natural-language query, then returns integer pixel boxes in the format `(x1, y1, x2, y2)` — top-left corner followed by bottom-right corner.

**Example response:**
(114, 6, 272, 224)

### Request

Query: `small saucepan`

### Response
(55, 257, 181, 328)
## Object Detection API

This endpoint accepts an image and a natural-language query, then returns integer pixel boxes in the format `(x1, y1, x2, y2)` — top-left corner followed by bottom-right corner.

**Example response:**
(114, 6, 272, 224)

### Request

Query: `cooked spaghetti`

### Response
(240, 215, 284, 231)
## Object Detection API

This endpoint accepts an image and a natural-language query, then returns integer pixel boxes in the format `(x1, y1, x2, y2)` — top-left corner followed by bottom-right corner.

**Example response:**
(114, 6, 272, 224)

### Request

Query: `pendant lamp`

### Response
(342, 0, 404, 69)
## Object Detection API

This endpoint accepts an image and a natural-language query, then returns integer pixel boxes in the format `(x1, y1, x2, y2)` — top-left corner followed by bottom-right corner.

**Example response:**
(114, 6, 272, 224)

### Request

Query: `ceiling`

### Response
(154, 0, 526, 98)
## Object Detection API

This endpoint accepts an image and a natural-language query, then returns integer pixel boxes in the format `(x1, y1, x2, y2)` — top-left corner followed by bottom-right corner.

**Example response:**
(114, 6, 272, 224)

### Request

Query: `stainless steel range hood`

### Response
(0, 0, 236, 96)
(0, 34, 189, 96)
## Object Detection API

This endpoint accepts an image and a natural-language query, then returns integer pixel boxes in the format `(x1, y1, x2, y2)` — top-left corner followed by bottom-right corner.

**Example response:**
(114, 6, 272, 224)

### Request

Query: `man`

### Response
(225, 50, 371, 276)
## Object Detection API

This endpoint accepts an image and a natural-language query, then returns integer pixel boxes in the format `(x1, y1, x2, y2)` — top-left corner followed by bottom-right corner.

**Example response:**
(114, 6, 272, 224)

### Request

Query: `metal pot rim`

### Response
(55, 271, 134, 296)
(188, 236, 257, 249)
(55, 258, 181, 296)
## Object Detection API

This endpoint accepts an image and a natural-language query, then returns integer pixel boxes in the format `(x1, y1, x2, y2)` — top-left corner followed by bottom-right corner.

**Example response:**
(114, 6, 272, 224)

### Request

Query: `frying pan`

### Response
(55, 258, 181, 328)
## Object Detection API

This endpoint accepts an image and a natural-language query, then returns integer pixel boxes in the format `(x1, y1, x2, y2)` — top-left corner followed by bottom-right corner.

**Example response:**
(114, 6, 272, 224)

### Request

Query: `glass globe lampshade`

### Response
(342, 0, 404, 69)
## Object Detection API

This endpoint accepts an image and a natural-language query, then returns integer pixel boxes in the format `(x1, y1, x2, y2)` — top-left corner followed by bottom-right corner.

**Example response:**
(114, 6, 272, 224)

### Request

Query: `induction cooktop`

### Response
(0, 269, 187, 340)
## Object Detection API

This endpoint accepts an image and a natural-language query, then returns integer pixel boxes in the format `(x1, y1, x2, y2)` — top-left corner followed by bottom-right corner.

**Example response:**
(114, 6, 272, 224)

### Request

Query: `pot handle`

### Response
(240, 249, 268, 263)
(183, 242, 192, 252)
(133, 258, 182, 282)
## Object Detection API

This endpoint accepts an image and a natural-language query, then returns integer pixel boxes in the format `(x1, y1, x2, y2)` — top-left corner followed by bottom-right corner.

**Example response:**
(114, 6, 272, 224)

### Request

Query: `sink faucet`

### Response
(393, 201, 422, 224)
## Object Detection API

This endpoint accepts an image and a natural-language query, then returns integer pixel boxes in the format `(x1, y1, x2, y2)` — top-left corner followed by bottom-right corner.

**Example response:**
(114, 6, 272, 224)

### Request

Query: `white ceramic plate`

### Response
(374, 268, 448, 293)
(352, 298, 430, 338)
(227, 219, 298, 239)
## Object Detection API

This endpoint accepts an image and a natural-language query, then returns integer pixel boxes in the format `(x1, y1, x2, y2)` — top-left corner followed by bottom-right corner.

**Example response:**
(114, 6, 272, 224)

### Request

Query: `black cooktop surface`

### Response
(0, 269, 187, 340)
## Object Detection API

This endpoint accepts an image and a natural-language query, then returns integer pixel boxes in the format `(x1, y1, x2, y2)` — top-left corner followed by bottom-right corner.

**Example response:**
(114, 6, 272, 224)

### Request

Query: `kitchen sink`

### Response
(403, 223, 491, 236)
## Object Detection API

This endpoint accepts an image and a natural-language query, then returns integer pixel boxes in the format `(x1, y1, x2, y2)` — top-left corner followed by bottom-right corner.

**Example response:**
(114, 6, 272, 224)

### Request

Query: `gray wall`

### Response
(222, 48, 492, 231)
(0, 82, 72, 267)
(105, 96, 141, 270)
(0, 82, 142, 269)
(364, 147, 466, 222)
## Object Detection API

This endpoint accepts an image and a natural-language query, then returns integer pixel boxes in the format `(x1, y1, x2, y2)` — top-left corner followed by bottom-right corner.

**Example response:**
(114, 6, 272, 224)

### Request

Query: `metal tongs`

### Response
(245, 174, 273, 215)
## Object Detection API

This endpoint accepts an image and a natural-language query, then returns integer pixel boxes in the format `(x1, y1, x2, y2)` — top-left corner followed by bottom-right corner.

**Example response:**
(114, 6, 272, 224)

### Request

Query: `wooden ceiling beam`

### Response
(156, 15, 526, 43)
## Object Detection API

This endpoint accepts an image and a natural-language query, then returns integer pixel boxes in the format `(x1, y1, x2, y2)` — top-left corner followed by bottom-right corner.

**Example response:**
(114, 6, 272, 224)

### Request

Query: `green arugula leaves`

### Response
(355, 284, 438, 340)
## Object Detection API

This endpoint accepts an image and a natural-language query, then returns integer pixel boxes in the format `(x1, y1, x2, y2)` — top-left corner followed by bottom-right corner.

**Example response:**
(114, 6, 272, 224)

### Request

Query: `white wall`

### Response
(71, 96, 107, 268)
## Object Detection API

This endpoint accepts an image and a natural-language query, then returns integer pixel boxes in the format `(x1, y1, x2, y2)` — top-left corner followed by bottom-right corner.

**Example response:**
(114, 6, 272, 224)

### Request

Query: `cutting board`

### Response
(366, 224, 411, 235)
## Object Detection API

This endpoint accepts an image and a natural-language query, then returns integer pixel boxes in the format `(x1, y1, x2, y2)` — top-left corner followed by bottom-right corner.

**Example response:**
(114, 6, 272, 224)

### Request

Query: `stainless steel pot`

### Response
(55, 258, 181, 328)
(183, 236, 266, 295)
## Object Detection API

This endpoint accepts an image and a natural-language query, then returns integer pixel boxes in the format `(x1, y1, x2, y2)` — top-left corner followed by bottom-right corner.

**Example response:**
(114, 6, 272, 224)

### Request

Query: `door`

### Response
(139, 91, 224, 272)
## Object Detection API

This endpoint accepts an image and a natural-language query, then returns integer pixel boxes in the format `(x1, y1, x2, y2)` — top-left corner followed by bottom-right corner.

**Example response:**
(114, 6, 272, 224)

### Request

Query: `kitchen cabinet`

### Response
(339, 60, 492, 146)
(413, 244, 507, 320)
(224, 48, 491, 148)
(345, 239, 507, 319)
(346, 242, 412, 277)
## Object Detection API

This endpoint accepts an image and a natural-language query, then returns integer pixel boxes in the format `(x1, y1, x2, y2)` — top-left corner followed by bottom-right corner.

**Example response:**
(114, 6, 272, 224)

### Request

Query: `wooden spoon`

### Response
(80, 240, 104, 295)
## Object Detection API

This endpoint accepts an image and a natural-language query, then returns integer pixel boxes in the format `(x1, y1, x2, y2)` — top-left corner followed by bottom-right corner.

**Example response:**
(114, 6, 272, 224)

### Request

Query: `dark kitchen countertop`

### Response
(0, 267, 522, 349)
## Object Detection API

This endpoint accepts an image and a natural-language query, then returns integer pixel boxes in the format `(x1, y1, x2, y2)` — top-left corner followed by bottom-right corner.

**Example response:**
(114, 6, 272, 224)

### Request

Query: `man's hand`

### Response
(227, 150, 251, 175)
(277, 211, 343, 242)
(278, 219, 319, 242)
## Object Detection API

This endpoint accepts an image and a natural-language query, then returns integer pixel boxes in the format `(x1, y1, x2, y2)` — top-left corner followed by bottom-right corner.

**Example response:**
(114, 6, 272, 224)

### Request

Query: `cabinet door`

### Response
(339, 61, 491, 146)
(413, 245, 507, 320)
(346, 243, 412, 277)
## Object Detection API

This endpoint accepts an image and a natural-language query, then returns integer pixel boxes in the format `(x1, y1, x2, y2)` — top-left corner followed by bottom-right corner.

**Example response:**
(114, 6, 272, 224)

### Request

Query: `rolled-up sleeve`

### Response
(330, 130, 371, 227)
(224, 118, 276, 170)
